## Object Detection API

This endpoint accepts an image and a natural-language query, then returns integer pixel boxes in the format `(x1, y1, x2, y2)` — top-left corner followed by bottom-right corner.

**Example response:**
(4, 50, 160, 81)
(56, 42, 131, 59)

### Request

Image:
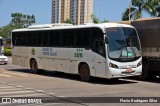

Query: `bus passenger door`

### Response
(94, 39, 107, 78)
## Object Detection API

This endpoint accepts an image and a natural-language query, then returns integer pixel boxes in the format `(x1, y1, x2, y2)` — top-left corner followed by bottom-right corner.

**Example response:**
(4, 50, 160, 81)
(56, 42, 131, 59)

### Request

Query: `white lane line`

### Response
(16, 86, 23, 88)
(0, 82, 6, 84)
(0, 74, 11, 77)
(0, 90, 34, 95)
(0, 86, 13, 89)
(8, 84, 15, 86)
(0, 88, 22, 91)
(35, 90, 44, 92)
(3, 71, 28, 76)
(25, 88, 33, 90)
(7, 93, 46, 97)
(47, 93, 56, 95)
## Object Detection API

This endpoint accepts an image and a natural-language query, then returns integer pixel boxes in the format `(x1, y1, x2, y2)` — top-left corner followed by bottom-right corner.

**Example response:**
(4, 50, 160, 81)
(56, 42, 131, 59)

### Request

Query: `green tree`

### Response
(91, 14, 109, 23)
(0, 24, 15, 39)
(63, 19, 74, 24)
(10, 13, 35, 28)
(91, 14, 99, 23)
(0, 13, 36, 39)
(122, 0, 160, 21)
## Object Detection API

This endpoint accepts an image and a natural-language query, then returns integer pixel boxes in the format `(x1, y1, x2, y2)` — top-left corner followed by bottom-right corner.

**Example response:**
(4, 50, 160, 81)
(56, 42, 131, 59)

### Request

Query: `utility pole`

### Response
(129, 0, 131, 21)
(96, 0, 99, 19)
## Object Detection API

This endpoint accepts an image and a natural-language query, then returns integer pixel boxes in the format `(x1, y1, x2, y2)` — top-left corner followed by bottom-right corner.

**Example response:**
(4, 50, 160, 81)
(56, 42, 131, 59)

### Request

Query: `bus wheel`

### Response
(31, 60, 38, 73)
(30, 60, 43, 74)
(79, 64, 91, 82)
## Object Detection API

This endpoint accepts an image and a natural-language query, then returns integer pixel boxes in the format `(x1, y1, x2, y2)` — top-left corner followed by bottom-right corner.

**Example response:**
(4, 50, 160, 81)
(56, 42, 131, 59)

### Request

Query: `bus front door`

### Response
(94, 40, 107, 78)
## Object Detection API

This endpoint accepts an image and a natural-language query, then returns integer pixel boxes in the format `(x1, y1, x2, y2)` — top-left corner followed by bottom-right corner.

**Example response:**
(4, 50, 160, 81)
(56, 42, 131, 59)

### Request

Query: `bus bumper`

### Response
(107, 65, 142, 78)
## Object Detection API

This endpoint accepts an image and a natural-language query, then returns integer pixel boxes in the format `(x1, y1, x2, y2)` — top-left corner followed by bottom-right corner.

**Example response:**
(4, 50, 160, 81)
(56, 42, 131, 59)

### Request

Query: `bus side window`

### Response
(94, 39, 105, 57)
(37, 31, 48, 47)
(61, 30, 74, 47)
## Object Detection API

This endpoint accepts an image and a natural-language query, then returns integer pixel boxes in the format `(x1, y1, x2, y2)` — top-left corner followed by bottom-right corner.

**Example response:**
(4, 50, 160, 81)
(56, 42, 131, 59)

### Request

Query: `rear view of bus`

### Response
(105, 24, 142, 78)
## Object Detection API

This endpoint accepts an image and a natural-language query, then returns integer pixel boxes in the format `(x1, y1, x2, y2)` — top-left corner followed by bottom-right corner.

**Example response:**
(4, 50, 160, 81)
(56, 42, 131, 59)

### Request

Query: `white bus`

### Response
(12, 23, 142, 81)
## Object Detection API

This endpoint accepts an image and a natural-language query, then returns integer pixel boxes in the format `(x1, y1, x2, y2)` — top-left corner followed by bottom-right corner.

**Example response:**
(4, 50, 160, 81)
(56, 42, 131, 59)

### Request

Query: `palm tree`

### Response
(63, 19, 74, 25)
(122, 0, 160, 21)
(91, 14, 99, 23)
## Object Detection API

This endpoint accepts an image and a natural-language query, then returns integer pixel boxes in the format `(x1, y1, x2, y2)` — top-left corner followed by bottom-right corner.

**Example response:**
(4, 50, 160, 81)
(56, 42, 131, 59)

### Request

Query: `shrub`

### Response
(4, 48, 11, 56)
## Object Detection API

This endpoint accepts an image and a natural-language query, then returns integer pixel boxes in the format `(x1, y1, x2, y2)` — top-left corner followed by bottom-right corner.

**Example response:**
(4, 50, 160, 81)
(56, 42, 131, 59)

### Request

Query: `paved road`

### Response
(0, 57, 160, 106)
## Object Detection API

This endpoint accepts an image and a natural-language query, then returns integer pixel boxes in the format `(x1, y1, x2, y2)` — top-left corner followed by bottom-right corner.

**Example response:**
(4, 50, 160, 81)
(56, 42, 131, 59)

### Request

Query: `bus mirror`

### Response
(105, 37, 108, 44)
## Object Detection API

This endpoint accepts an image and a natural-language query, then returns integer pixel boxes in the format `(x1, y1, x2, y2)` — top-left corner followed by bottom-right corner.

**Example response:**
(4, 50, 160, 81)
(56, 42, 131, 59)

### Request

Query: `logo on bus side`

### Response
(74, 48, 83, 58)
(31, 48, 35, 55)
(42, 48, 57, 56)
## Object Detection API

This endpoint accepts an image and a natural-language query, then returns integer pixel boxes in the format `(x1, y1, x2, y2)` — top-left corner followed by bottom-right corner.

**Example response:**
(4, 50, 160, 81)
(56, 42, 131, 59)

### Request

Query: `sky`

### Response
(0, 0, 149, 27)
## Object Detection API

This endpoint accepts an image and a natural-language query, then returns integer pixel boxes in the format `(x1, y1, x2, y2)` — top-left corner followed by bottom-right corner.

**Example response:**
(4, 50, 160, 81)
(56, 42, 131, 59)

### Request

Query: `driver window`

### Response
(94, 40, 105, 57)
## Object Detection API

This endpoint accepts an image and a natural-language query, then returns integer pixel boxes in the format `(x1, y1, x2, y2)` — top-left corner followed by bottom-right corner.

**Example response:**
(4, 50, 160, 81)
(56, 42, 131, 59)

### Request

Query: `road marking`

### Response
(35, 90, 44, 92)
(0, 88, 22, 91)
(47, 93, 56, 95)
(7, 93, 46, 97)
(0, 90, 34, 94)
(0, 86, 14, 89)
(16, 86, 23, 88)
(0, 74, 11, 77)
(3, 71, 28, 76)
(25, 88, 33, 90)
(0, 82, 6, 84)
(8, 84, 15, 86)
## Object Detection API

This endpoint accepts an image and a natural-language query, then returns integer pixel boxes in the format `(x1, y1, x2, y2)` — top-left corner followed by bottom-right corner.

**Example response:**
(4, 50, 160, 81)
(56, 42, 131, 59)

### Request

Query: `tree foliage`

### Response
(122, 0, 160, 21)
(10, 13, 35, 28)
(91, 14, 99, 23)
(0, 24, 15, 39)
(0, 13, 36, 39)
(91, 14, 109, 23)
(63, 19, 74, 24)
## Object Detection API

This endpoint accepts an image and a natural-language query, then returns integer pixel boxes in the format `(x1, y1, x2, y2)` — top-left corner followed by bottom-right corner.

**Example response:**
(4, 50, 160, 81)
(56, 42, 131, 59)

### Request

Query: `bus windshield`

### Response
(106, 27, 141, 62)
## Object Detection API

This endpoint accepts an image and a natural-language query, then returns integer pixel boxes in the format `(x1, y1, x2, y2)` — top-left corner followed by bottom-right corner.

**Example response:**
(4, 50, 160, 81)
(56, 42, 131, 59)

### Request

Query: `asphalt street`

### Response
(0, 57, 159, 106)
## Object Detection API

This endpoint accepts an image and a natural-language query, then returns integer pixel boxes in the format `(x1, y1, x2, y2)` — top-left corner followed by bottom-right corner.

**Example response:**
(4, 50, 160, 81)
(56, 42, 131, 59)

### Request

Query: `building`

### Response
(51, 0, 70, 23)
(51, 0, 93, 25)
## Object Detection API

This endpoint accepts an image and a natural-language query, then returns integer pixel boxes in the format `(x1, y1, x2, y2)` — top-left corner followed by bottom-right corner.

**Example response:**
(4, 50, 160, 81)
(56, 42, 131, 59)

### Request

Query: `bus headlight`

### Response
(109, 63, 119, 69)
(137, 61, 142, 67)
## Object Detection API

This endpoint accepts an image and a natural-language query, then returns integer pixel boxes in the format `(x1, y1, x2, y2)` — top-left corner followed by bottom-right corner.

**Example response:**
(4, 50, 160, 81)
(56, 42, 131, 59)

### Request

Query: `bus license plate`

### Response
(126, 69, 133, 73)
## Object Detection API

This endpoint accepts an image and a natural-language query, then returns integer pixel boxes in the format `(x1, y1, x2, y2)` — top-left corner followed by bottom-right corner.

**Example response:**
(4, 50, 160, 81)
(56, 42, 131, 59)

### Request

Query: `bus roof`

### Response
(12, 23, 134, 32)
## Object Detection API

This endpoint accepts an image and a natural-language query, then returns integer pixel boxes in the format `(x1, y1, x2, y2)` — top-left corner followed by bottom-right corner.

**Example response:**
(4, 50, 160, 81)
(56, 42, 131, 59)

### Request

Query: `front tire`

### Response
(79, 64, 91, 82)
